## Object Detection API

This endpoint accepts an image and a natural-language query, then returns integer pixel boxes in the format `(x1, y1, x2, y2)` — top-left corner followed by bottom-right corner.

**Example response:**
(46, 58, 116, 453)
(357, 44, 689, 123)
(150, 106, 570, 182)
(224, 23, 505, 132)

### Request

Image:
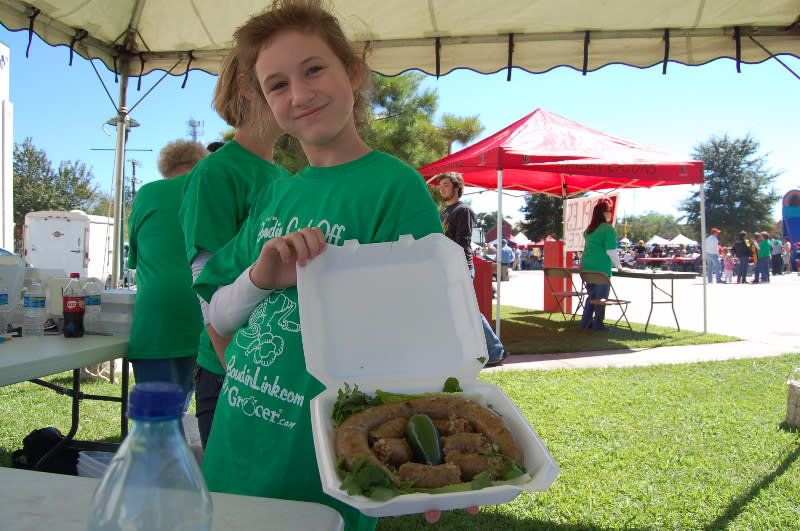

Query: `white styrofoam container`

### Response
(298, 234, 559, 518)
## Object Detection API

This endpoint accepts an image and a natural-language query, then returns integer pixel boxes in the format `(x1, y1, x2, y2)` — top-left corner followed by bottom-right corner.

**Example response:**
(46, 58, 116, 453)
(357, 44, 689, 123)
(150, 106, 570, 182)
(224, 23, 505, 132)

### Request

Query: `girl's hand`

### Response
(249, 227, 326, 289)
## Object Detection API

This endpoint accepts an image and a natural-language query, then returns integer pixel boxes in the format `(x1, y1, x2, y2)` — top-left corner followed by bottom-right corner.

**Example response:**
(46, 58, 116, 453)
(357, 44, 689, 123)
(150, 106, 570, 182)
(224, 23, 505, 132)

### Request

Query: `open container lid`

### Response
(299, 234, 559, 517)
(299, 234, 487, 392)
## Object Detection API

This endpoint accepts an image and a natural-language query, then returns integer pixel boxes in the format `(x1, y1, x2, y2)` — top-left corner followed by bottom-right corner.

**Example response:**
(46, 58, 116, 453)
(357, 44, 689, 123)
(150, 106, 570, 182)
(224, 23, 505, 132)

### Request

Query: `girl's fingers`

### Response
(290, 227, 326, 266)
(424, 510, 441, 523)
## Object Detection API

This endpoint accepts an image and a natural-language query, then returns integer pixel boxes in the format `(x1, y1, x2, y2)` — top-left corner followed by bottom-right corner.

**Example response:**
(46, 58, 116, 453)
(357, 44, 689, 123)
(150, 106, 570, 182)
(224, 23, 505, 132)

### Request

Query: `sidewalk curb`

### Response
(483, 340, 800, 371)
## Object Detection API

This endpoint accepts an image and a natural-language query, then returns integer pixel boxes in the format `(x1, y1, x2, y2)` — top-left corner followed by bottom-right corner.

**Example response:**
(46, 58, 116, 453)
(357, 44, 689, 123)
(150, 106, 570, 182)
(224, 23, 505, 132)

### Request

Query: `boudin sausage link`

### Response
(335, 396, 523, 473)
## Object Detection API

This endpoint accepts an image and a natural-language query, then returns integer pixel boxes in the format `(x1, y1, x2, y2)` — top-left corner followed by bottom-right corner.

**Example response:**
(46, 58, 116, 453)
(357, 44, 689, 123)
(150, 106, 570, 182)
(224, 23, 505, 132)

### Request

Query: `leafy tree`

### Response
(362, 72, 446, 168)
(518, 193, 589, 241)
(13, 137, 98, 235)
(619, 212, 686, 243)
(439, 113, 484, 155)
(680, 134, 781, 242)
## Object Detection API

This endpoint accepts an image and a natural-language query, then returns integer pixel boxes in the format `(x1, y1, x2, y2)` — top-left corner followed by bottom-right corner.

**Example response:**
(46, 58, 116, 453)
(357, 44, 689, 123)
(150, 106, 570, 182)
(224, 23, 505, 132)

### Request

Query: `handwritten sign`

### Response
(564, 193, 619, 252)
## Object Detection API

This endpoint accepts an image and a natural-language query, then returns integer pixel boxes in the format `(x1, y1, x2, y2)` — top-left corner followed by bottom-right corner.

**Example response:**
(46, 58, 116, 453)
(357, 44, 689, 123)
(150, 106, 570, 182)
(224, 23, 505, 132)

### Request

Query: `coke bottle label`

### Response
(63, 296, 86, 312)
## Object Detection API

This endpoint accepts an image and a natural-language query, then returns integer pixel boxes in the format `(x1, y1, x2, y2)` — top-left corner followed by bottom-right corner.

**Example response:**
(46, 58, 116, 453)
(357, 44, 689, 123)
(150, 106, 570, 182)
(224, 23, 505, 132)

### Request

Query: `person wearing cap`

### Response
(437, 172, 508, 367)
(703, 228, 723, 283)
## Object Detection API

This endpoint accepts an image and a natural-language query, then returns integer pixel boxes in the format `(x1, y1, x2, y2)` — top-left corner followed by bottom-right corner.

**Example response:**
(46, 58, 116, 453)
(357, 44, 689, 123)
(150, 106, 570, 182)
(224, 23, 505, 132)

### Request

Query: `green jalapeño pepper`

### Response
(406, 413, 442, 465)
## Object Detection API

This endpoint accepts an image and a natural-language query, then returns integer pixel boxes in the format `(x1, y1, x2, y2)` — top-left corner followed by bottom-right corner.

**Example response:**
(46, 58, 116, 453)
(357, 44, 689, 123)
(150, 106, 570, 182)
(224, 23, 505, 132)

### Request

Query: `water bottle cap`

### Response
(128, 382, 184, 420)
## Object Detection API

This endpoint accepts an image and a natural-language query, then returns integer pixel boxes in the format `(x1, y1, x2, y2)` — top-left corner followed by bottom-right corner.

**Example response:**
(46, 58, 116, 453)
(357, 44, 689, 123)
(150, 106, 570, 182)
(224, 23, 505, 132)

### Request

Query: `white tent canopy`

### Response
(514, 233, 532, 246)
(0, 1, 798, 78)
(646, 235, 671, 246)
(668, 234, 699, 246)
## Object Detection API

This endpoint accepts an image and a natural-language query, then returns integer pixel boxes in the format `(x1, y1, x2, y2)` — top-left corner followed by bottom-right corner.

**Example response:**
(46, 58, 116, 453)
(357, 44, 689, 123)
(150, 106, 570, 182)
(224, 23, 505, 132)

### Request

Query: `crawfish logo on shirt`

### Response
(236, 290, 299, 367)
(256, 215, 347, 247)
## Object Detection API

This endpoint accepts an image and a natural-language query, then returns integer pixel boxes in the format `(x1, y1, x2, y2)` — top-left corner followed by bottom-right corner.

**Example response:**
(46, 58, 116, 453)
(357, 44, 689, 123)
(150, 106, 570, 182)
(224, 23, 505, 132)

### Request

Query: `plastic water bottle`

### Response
(87, 382, 213, 531)
(22, 279, 45, 337)
(83, 278, 102, 334)
(0, 276, 9, 334)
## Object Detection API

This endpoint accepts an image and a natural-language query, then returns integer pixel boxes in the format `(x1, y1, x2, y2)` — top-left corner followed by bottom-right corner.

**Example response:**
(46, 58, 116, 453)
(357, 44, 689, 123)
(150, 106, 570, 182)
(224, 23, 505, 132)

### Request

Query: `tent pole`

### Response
(111, 65, 129, 289)
(495, 169, 503, 338)
(699, 183, 707, 333)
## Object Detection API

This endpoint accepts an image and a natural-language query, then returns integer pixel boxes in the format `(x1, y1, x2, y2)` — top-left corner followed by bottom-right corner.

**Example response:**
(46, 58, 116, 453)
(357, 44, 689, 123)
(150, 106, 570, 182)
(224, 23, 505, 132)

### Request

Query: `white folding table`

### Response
(0, 467, 344, 530)
(0, 334, 130, 468)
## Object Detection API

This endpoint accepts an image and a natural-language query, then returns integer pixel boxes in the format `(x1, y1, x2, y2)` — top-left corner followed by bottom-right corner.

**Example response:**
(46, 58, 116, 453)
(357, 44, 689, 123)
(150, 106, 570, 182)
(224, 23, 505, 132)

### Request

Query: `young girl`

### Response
(193, 1, 444, 528)
(722, 248, 734, 283)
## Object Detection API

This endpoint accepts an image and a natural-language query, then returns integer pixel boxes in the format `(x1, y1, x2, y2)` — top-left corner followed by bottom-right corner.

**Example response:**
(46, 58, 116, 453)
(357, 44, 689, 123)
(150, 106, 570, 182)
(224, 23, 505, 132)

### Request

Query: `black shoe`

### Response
(485, 351, 509, 367)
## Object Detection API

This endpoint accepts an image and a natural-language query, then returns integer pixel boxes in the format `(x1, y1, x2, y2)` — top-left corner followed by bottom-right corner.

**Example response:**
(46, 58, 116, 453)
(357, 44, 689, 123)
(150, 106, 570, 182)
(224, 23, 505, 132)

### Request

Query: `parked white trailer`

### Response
(23, 210, 114, 286)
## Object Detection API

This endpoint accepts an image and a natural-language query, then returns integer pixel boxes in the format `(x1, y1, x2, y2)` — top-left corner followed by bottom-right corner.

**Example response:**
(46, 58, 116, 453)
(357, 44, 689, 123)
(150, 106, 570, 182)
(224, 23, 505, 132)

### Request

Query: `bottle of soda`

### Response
(87, 382, 213, 530)
(62, 272, 85, 338)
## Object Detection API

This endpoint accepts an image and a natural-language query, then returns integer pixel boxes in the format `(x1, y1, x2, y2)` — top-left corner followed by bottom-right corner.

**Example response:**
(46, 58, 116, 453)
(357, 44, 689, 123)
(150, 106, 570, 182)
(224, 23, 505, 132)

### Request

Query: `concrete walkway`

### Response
(484, 269, 800, 371)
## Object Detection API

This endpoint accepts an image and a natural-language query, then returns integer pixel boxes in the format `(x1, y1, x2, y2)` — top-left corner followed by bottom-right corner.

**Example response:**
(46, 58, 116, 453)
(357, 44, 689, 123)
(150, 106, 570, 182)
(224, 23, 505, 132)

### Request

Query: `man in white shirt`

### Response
(704, 228, 722, 283)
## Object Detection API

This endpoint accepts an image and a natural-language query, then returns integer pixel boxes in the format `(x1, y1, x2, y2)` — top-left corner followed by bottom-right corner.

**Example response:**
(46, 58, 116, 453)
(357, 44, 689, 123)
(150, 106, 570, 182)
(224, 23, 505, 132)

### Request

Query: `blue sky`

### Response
(3, 25, 798, 227)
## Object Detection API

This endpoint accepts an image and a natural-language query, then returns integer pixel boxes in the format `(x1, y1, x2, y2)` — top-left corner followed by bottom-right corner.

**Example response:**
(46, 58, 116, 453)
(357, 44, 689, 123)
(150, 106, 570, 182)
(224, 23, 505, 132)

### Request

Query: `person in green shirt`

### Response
(192, 3, 469, 529)
(756, 230, 772, 283)
(127, 140, 207, 410)
(179, 49, 289, 449)
(580, 199, 622, 331)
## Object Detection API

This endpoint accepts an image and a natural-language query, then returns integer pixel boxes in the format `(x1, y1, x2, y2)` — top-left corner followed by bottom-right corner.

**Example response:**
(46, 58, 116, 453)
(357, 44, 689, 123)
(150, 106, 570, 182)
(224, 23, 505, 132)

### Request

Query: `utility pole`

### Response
(187, 118, 204, 141)
(128, 159, 141, 197)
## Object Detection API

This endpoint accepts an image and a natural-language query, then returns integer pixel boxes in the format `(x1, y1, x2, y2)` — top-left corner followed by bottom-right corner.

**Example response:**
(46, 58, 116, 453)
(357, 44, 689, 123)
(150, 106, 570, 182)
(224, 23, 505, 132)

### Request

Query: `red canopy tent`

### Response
(531, 236, 556, 248)
(419, 108, 708, 334)
(419, 108, 704, 196)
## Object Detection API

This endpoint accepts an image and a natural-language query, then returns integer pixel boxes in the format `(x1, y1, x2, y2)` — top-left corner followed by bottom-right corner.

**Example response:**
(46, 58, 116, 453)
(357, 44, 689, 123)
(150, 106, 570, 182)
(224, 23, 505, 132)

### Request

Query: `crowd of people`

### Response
(475, 242, 543, 270)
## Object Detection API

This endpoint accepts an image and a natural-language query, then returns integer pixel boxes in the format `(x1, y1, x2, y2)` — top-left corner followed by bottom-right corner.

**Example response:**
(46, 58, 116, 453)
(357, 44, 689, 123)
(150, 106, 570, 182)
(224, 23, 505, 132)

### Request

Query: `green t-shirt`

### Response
(126, 175, 202, 360)
(758, 238, 772, 259)
(195, 151, 442, 531)
(582, 223, 617, 277)
(180, 140, 291, 375)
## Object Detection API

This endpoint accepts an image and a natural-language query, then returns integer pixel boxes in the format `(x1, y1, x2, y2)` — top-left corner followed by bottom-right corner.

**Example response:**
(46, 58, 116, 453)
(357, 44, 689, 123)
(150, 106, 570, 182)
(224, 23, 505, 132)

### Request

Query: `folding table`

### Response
(0, 334, 130, 468)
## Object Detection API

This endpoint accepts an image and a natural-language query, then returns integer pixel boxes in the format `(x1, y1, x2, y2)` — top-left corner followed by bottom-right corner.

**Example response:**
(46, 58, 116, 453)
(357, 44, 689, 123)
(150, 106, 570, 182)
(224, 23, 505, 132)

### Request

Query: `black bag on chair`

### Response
(11, 427, 78, 475)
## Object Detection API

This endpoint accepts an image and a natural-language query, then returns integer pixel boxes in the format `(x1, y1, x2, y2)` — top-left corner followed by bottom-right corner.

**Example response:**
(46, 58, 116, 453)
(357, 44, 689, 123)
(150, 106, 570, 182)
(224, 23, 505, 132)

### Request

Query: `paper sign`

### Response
(564, 193, 619, 252)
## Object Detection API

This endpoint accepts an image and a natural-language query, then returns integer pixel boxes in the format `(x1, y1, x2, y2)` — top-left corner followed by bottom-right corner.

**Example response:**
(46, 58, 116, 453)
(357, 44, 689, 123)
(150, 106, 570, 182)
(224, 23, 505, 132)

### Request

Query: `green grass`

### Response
(496, 305, 738, 356)
(379, 355, 800, 530)
(3, 356, 799, 529)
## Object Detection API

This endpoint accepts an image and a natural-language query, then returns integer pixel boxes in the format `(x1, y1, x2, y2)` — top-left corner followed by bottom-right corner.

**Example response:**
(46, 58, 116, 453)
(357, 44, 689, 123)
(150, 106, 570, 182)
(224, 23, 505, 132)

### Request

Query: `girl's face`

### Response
(255, 29, 359, 149)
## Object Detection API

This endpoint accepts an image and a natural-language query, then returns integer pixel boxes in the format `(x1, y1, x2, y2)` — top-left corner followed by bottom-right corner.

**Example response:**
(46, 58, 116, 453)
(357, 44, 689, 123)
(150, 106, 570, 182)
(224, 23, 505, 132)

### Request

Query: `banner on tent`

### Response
(564, 193, 619, 252)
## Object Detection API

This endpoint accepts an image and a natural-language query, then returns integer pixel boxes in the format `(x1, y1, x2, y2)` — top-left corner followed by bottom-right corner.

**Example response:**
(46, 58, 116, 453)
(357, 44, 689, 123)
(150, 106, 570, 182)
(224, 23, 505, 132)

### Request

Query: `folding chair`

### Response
(578, 270, 633, 333)
(543, 267, 587, 323)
